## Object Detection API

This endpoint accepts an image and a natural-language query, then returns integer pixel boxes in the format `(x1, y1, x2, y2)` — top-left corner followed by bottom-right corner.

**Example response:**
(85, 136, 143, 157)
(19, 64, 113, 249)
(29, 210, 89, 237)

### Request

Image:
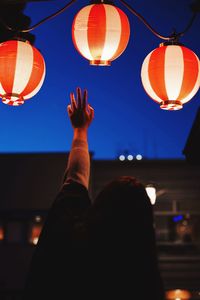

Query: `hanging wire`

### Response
(119, 0, 197, 41)
(0, 0, 77, 33)
(0, 0, 197, 39)
(176, 12, 197, 38)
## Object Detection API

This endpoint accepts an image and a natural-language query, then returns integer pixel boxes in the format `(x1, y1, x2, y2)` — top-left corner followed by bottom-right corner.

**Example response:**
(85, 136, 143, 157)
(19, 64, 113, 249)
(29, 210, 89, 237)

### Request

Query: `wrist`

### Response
(73, 127, 88, 141)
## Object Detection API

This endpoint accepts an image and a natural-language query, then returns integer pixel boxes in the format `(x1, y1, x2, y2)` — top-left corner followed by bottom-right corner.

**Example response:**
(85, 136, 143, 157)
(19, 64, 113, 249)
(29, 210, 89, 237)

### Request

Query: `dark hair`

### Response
(94, 176, 152, 214)
(91, 176, 153, 236)
(88, 176, 165, 299)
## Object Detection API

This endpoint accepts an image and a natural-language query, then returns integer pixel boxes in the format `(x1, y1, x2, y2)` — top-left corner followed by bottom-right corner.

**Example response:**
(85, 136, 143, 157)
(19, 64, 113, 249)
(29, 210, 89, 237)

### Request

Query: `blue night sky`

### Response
(0, 0, 200, 159)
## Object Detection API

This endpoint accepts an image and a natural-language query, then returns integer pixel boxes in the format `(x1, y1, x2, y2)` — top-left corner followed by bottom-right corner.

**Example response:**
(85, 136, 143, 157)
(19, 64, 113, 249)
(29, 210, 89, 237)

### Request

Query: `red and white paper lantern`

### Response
(0, 40, 46, 106)
(72, 3, 130, 66)
(141, 44, 200, 110)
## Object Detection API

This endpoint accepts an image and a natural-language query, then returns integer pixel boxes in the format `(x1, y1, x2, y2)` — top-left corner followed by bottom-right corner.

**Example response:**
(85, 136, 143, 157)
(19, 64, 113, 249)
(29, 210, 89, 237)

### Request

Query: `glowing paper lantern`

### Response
(141, 44, 200, 110)
(0, 40, 46, 106)
(72, 3, 130, 66)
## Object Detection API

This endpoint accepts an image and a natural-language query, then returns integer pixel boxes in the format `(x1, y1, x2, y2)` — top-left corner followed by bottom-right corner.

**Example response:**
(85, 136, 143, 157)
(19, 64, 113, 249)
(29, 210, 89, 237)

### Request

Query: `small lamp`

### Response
(166, 289, 192, 300)
(145, 185, 156, 205)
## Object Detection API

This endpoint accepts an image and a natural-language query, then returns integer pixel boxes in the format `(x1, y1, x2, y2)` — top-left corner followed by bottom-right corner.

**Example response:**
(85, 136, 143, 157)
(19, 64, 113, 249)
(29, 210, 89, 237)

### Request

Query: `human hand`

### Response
(67, 87, 94, 129)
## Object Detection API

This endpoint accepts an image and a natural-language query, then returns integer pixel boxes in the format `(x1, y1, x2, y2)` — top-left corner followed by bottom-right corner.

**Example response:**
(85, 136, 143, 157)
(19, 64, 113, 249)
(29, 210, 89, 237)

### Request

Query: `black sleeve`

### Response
(22, 181, 91, 300)
(36, 180, 91, 245)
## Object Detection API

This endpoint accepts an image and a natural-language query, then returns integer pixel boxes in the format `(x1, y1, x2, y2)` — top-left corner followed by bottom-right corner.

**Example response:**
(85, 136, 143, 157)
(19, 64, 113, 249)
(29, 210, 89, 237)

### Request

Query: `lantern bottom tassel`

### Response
(90, 60, 111, 66)
(1, 93, 25, 106)
(160, 100, 183, 111)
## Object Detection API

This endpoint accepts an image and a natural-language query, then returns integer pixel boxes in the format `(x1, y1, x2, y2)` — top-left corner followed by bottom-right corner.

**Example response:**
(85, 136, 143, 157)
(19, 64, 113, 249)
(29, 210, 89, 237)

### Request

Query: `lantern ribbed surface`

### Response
(141, 45, 200, 110)
(0, 40, 46, 105)
(72, 4, 130, 66)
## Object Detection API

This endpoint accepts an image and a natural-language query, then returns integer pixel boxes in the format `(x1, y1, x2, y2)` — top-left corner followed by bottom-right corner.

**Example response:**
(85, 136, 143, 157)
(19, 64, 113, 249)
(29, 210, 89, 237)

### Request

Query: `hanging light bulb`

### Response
(72, 1, 130, 66)
(141, 43, 200, 110)
(0, 39, 46, 106)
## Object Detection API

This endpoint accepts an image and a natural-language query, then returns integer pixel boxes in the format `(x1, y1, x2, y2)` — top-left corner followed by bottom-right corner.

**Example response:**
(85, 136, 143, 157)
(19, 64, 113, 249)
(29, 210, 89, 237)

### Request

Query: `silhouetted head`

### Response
(92, 176, 154, 237)
(88, 176, 165, 299)
(88, 176, 158, 260)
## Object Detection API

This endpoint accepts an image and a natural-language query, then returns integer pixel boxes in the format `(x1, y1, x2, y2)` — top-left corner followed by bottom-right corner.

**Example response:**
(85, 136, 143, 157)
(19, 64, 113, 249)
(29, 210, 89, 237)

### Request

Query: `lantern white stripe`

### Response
(12, 100, 24, 106)
(73, 5, 93, 60)
(101, 5, 121, 60)
(23, 66, 46, 100)
(12, 42, 34, 95)
(13, 103, 20, 106)
(0, 82, 5, 95)
(181, 55, 200, 104)
(164, 46, 184, 100)
(2, 99, 10, 105)
(141, 51, 163, 103)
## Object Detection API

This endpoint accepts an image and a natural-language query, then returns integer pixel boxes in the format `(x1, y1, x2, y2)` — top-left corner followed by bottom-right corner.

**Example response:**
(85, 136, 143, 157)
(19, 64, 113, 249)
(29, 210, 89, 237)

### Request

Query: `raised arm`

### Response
(22, 88, 94, 300)
(63, 87, 94, 189)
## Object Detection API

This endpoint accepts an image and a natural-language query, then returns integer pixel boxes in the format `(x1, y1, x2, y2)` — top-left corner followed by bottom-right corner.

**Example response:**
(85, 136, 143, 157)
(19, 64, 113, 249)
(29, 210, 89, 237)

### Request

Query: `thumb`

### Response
(67, 105, 73, 116)
(88, 105, 94, 120)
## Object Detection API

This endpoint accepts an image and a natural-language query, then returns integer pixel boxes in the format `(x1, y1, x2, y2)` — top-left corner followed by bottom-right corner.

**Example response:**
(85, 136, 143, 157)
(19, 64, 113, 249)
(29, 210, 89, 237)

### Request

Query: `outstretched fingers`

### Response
(77, 87, 82, 109)
(70, 92, 77, 111)
(82, 89, 88, 111)
(68, 87, 94, 128)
